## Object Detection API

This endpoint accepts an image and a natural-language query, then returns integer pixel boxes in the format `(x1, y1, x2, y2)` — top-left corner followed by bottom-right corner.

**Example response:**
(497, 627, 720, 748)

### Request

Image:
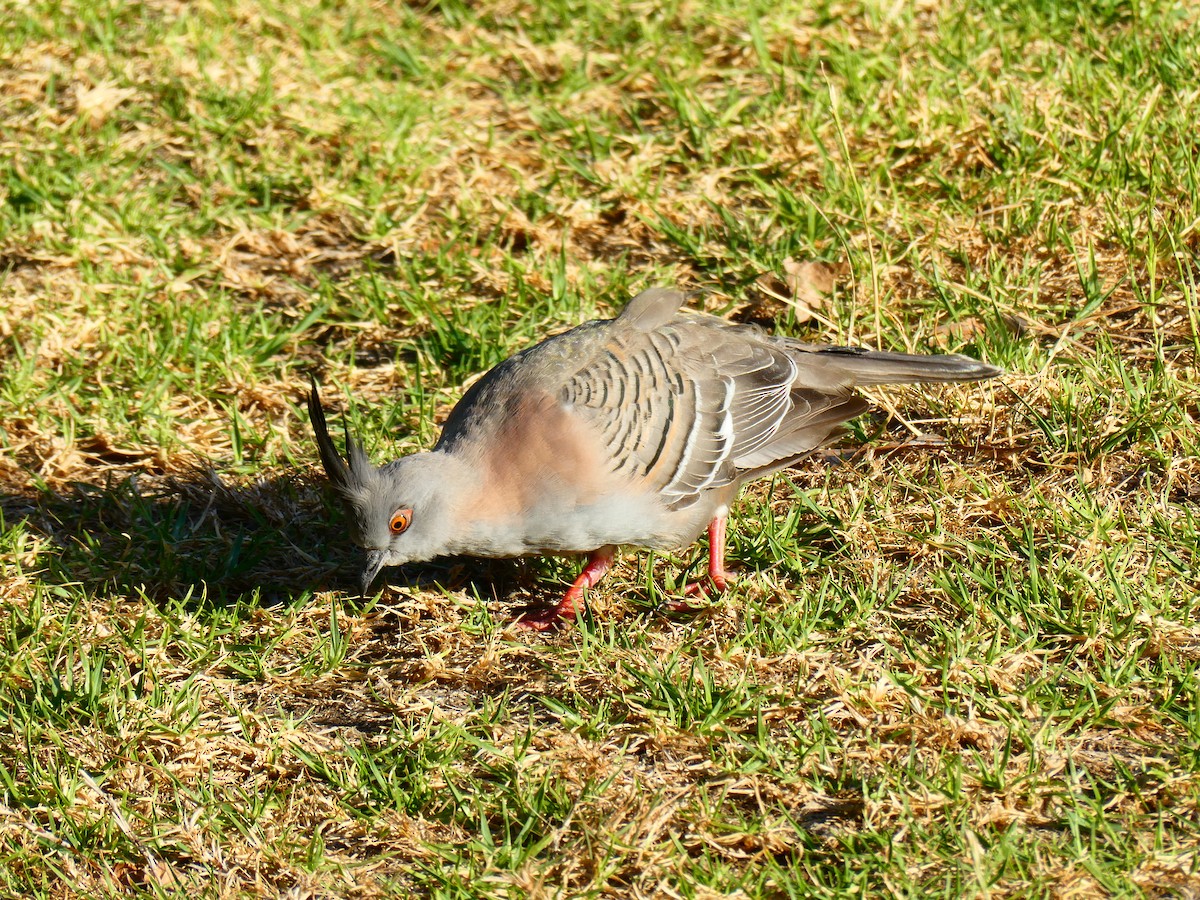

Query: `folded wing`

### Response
(560, 289, 999, 509)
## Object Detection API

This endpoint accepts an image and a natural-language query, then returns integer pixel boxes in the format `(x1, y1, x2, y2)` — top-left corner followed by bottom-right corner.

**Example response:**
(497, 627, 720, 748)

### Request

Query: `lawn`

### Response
(1, 0, 1199, 896)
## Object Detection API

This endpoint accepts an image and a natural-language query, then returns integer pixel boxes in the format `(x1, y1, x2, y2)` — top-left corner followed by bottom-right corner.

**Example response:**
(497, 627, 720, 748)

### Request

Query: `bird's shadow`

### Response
(0, 466, 521, 613)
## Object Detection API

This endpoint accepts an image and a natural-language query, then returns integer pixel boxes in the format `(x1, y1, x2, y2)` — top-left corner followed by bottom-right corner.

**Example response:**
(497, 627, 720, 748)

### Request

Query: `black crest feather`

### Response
(308, 376, 372, 494)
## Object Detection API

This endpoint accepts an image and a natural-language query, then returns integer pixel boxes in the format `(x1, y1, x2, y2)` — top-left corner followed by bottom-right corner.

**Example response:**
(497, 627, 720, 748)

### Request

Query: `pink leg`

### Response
(684, 515, 732, 597)
(516, 546, 615, 631)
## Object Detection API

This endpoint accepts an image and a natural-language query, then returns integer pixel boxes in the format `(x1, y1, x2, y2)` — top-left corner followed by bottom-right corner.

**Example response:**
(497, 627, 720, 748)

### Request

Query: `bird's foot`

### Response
(662, 571, 732, 614)
(665, 515, 734, 611)
(512, 602, 574, 632)
(683, 570, 731, 597)
(511, 548, 613, 631)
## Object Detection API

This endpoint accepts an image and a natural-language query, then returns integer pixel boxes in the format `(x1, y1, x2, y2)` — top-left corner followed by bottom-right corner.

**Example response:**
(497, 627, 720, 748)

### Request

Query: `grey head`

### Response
(308, 378, 465, 593)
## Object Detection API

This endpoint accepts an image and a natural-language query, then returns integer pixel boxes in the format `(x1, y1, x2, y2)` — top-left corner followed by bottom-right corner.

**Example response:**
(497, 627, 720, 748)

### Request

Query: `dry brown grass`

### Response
(2, 0, 1200, 897)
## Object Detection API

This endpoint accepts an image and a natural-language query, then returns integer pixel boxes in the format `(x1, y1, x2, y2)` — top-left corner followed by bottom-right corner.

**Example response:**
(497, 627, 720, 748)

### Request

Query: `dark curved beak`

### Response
(360, 550, 388, 594)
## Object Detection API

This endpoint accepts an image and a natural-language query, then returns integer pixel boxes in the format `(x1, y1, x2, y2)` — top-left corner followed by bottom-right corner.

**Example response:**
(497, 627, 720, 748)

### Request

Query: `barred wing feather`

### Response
(560, 321, 849, 509)
(557, 289, 998, 510)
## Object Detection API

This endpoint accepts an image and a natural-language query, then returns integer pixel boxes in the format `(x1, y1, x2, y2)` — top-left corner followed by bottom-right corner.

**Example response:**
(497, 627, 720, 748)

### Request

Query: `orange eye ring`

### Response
(389, 508, 412, 534)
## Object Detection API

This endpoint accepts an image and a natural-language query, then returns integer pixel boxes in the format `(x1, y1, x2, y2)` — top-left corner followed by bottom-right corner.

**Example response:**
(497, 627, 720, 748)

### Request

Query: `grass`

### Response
(1, 0, 1199, 895)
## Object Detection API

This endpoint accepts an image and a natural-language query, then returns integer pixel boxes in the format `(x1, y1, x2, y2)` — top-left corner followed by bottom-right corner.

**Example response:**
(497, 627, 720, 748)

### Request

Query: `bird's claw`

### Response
(511, 604, 567, 631)
(683, 572, 731, 597)
(512, 594, 589, 631)
(659, 572, 731, 615)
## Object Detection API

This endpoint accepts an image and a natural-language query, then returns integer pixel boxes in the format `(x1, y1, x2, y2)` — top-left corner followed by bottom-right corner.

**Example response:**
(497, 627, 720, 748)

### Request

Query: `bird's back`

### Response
(433, 288, 999, 551)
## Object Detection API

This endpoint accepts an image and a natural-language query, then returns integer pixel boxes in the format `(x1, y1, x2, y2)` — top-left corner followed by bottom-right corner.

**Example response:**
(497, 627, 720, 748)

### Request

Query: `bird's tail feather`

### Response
(791, 343, 1002, 385)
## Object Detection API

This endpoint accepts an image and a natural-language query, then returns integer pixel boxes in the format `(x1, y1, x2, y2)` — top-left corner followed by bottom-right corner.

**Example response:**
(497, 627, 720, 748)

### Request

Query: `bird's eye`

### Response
(389, 508, 412, 534)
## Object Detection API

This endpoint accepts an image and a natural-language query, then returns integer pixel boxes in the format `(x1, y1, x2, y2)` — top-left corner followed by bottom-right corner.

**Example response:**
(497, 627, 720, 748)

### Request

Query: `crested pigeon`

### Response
(309, 288, 1000, 630)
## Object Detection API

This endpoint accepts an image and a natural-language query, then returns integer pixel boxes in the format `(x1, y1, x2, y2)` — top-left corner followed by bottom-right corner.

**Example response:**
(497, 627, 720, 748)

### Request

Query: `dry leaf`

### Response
(933, 313, 1027, 348)
(750, 259, 839, 324)
(783, 258, 836, 307)
(933, 316, 988, 343)
(75, 82, 137, 125)
(784, 258, 838, 323)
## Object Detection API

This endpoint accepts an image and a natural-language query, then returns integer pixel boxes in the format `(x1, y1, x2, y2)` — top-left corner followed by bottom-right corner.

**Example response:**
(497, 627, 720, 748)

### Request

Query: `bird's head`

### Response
(308, 379, 462, 592)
